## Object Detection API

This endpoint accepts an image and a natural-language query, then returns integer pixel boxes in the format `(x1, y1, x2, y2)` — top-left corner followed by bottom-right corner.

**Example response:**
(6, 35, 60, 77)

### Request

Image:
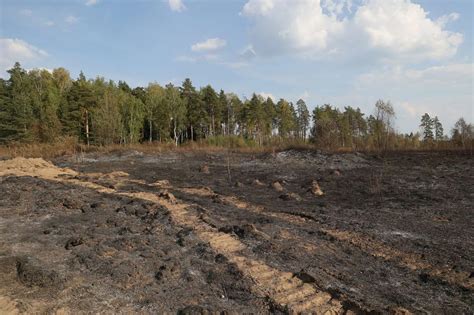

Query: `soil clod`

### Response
(270, 181, 284, 192)
(279, 192, 302, 201)
(309, 180, 324, 196)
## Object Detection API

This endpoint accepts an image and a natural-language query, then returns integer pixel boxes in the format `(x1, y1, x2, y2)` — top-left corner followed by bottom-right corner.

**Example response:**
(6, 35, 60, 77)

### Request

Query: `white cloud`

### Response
(399, 101, 424, 118)
(85, 0, 98, 6)
(242, 0, 275, 16)
(436, 12, 460, 28)
(258, 92, 276, 101)
(354, 63, 473, 131)
(0, 38, 48, 74)
(357, 63, 473, 89)
(168, 0, 186, 12)
(242, 0, 345, 56)
(44, 20, 55, 27)
(240, 45, 257, 60)
(241, 0, 463, 61)
(191, 38, 227, 52)
(299, 91, 310, 101)
(65, 15, 79, 24)
(27, 67, 53, 74)
(354, 0, 463, 60)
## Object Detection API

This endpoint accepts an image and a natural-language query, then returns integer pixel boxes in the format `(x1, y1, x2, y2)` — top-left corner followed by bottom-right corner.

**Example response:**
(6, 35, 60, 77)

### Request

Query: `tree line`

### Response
(1, 62, 472, 150)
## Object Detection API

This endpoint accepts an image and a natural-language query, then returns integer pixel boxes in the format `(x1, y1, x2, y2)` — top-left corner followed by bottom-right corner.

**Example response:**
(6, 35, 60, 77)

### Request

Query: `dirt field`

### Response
(0, 149, 472, 314)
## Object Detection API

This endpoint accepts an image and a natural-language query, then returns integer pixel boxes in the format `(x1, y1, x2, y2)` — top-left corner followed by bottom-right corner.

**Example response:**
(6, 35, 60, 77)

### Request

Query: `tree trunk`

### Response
(211, 115, 215, 136)
(85, 109, 90, 146)
(173, 119, 178, 147)
(191, 125, 194, 141)
(149, 120, 152, 143)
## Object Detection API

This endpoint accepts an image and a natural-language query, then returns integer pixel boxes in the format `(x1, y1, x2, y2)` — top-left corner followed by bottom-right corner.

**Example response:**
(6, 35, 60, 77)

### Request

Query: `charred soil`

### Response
(0, 150, 472, 314)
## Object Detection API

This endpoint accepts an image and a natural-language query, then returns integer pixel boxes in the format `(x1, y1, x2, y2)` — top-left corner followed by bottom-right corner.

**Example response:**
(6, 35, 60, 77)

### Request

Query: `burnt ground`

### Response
(0, 149, 472, 314)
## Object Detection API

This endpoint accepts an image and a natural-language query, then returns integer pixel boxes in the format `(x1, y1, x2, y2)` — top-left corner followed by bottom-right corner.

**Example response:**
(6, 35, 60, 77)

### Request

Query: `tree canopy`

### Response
(0, 63, 471, 150)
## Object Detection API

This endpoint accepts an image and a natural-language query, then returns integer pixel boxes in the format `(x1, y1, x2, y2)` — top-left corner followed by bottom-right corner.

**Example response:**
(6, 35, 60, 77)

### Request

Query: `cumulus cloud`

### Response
(191, 38, 227, 52)
(436, 12, 460, 28)
(354, 0, 462, 60)
(242, 0, 345, 56)
(85, 0, 98, 6)
(0, 38, 48, 74)
(242, 0, 275, 16)
(241, 0, 463, 61)
(168, 0, 186, 12)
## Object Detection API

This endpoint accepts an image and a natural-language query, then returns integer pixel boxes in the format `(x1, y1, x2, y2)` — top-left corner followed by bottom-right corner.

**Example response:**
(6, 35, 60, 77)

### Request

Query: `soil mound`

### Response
(0, 157, 76, 178)
(309, 180, 324, 196)
(270, 181, 284, 192)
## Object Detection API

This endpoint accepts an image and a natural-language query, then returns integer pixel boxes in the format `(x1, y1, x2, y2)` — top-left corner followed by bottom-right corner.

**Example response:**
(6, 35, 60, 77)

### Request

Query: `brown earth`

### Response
(0, 149, 472, 314)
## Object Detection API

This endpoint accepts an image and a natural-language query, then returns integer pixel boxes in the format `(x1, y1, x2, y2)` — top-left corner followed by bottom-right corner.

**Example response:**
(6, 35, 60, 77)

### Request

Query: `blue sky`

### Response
(1, 0, 472, 132)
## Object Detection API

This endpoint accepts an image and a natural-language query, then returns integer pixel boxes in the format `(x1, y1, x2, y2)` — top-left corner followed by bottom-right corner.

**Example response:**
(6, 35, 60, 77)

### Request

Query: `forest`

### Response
(1, 62, 472, 150)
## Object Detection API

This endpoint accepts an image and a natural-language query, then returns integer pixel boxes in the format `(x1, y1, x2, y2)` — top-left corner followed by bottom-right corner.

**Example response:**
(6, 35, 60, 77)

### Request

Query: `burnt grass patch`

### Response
(0, 150, 473, 313)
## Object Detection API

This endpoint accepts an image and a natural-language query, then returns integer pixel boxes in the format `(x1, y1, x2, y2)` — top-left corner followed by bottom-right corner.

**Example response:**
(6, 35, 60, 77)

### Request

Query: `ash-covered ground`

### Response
(0, 149, 472, 314)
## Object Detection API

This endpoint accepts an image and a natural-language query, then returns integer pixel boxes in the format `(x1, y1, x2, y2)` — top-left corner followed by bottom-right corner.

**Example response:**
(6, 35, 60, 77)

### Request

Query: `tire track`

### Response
(177, 186, 473, 291)
(0, 160, 344, 314)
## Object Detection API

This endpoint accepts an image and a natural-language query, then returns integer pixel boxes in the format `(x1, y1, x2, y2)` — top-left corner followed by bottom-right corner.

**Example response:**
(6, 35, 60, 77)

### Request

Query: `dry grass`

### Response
(1, 137, 471, 160)
(0, 139, 274, 159)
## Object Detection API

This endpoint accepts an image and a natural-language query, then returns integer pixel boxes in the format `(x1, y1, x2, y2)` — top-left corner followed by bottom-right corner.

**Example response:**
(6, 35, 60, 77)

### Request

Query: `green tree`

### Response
(201, 85, 220, 137)
(263, 97, 277, 138)
(432, 116, 443, 140)
(165, 84, 186, 146)
(180, 78, 206, 141)
(223, 93, 241, 136)
(420, 113, 434, 142)
(64, 72, 96, 145)
(276, 99, 295, 138)
(371, 100, 395, 150)
(144, 83, 164, 142)
(1, 62, 35, 142)
(29, 69, 63, 142)
(92, 80, 122, 145)
(451, 117, 473, 149)
(310, 104, 340, 148)
(295, 99, 310, 140)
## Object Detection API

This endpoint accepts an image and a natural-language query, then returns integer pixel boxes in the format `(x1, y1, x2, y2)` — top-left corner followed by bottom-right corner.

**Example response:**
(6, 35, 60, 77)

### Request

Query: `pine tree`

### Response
(263, 97, 276, 138)
(181, 78, 205, 141)
(64, 72, 96, 145)
(420, 113, 434, 142)
(433, 116, 443, 140)
(201, 85, 219, 137)
(276, 99, 295, 138)
(1, 62, 35, 142)
(296, 99, 310, 140)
